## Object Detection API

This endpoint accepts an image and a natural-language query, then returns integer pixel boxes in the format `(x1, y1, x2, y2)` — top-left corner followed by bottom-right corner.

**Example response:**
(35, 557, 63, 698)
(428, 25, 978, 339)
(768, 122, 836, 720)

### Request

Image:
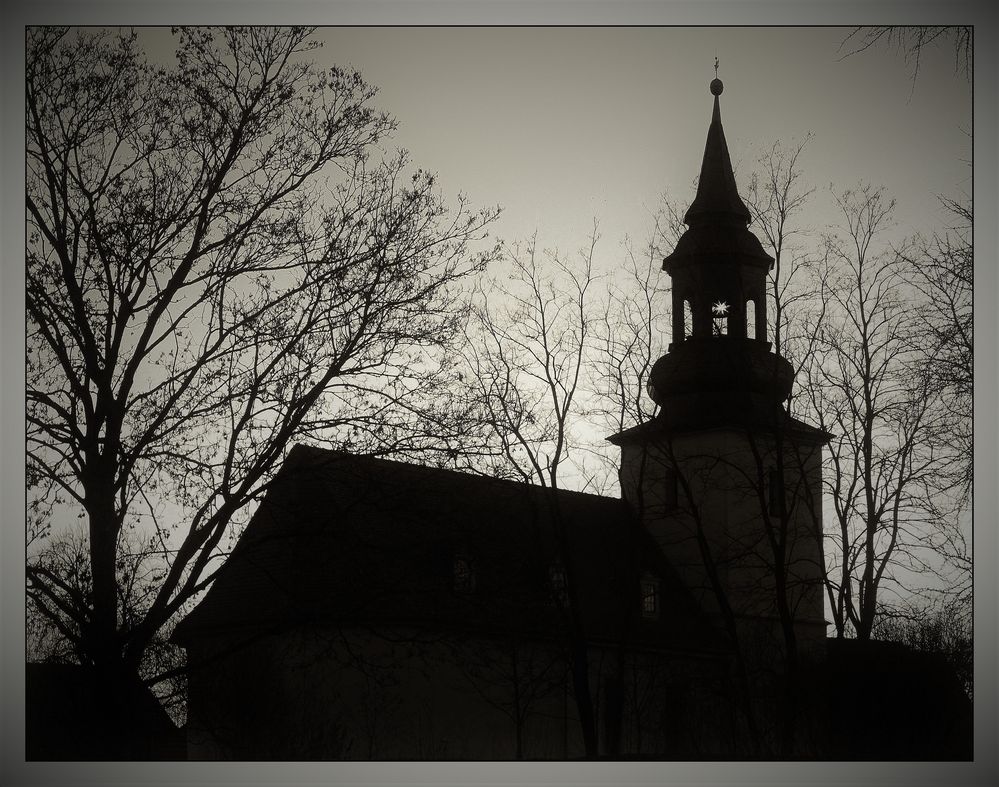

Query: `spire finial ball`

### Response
(710, 78, 723, 96)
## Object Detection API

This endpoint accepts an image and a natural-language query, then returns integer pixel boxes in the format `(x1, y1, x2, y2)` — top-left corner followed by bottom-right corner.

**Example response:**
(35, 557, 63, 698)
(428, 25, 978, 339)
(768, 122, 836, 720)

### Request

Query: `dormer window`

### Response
(641, 574, 660, 618)
(452, 553, 475, 594)
(549, 562, 569, 607)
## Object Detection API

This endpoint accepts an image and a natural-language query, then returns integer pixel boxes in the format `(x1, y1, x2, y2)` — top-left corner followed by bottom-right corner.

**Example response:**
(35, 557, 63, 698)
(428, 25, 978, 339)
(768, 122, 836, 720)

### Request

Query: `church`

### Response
(171, 77, 970, 760)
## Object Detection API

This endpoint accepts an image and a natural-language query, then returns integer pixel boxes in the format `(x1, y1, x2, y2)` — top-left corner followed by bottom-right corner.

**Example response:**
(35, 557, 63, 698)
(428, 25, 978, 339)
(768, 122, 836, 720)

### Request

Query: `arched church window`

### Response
(746, 299, 756, 340)
(712, 300, 729, 336)
(452, 553, 476, 594)
(683, 299, 694, 339)
(641, 573, 660, 618)
(549, 562, 568, 607)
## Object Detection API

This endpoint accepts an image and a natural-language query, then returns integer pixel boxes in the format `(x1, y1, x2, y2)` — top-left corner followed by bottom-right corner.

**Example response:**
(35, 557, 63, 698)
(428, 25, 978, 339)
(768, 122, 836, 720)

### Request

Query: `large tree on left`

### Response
(25, 26, 497, 707)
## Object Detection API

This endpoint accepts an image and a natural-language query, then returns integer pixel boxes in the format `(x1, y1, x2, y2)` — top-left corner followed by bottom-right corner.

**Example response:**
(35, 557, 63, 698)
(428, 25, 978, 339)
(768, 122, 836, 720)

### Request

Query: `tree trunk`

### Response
(83, 452, 137, 757)
(570, 641, 599, 757)
(85, 475, 119, 670)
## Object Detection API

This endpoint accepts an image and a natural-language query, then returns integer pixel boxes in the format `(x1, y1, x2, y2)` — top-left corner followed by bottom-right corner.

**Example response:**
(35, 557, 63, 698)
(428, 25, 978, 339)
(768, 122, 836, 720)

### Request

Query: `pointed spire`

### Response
(683, 68, 752, 227)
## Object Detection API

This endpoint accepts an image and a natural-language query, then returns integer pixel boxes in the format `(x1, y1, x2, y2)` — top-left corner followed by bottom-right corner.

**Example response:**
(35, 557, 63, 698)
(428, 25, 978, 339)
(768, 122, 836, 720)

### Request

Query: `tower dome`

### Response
(647, 75, 793, 429)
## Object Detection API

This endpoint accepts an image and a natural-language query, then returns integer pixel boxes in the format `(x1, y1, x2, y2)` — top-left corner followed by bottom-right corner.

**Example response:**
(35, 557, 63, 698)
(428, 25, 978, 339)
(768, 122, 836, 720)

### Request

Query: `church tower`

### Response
(610, 74, 829, 656)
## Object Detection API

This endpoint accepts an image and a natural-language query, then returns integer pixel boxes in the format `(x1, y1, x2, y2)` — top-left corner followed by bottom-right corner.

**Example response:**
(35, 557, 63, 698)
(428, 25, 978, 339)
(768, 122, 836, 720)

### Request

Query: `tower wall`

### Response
(619, 428, 826, 655)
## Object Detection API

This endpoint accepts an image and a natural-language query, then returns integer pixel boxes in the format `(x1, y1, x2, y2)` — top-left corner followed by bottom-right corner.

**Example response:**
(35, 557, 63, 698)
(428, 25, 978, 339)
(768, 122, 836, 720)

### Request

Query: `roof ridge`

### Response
(284, 443, 625, 506)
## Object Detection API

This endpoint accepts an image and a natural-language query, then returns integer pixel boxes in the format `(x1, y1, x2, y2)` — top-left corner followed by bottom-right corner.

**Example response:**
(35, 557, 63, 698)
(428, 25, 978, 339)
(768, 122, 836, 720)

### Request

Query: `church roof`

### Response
(663, 77, 772, 273)
(173, 445, 724, 655)
(683, 79, 752, 227)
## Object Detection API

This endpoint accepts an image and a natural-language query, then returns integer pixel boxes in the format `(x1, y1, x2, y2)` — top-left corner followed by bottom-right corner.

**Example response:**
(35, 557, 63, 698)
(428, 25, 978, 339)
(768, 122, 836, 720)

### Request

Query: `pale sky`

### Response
(133, 25, 972, 257)
(299, 26, 971, 255)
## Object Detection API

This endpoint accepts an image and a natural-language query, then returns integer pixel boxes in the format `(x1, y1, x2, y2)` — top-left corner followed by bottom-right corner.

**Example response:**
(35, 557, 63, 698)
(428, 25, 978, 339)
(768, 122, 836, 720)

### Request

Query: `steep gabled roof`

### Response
(684, 83, 752, 228)
(663, 78, 773, 274)
(173, 445, 723, 654)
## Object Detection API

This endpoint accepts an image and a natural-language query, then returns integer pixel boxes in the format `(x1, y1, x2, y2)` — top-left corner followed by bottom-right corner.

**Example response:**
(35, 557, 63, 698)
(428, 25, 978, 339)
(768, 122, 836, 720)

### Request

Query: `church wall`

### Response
(183, 624, 737, 759)
(184, 626, 583, 759)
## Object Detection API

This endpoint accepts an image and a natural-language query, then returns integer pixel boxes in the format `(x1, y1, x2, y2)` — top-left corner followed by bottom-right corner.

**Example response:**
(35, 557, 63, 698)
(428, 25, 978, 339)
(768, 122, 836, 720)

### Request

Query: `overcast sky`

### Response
(131, 25, 973, 259)
(289, 26, 972, 256)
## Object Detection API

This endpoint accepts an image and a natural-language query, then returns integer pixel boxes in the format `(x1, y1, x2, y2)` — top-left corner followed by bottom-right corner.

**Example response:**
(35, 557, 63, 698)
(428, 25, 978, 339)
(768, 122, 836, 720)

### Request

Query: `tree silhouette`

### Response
(800, 185, 962, 640)
(462, 230, 603, 755)
(840, 26, 971, 85)
(26, 26, 499, 719)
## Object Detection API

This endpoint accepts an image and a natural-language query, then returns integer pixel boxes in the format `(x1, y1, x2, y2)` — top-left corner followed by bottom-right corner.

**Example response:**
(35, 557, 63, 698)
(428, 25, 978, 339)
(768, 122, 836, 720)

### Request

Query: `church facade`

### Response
(173, 447, 736, 758)
(172, 78, 969, 760)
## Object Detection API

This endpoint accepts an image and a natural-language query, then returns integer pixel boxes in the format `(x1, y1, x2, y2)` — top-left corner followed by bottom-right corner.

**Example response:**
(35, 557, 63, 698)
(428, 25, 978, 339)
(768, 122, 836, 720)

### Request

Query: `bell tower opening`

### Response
(711, 300, 730, 336)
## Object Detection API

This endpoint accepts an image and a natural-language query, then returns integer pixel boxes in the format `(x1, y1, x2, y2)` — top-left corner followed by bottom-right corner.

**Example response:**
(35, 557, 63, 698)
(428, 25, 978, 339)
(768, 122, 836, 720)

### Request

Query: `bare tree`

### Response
(464, 231, 600, 491)
(744, 136, 819, 361)
(838, 24, 973, 623)
(871, 597, 973, 699)
(746, 142, 970, 647)
(742, 131, 827, 689)
(25, 25, 499, 712)
(839, 26, 972, 85)
(800, 185, 959, 640)
(591, 206, 676, 448)
(907, 195, 973, 501)
(451, 634, 568, 759)
(462, 230, 603, 755)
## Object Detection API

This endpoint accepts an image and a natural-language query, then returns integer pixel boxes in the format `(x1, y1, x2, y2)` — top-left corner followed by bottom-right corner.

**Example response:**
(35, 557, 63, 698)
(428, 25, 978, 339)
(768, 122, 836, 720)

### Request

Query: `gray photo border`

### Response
(3, 2, 996, 785)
